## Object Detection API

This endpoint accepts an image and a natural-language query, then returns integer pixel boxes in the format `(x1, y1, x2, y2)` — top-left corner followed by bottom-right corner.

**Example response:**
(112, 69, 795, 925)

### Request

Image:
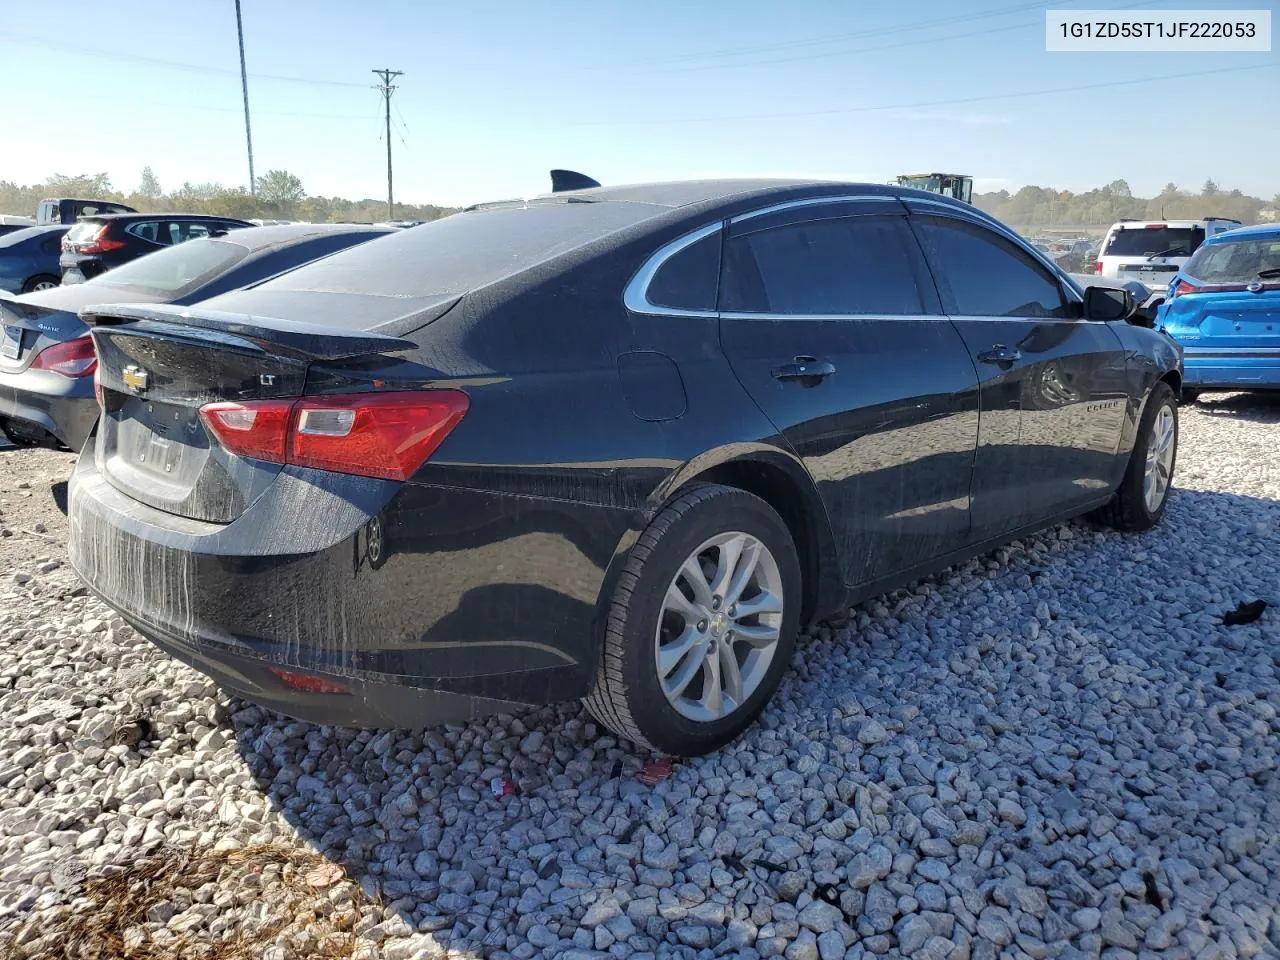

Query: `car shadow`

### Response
(1193, 391, 1280, 420)
(230, 485, 1280, 953)
(51, 480, 68, 516)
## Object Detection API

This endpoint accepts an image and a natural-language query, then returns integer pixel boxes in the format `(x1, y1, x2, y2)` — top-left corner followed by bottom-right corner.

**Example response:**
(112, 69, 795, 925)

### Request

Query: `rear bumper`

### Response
(67, 451, 628, 728)
(1183, 352, 1280, 389)
(0, 368, 97, 449)
(59, 255, 104, 283)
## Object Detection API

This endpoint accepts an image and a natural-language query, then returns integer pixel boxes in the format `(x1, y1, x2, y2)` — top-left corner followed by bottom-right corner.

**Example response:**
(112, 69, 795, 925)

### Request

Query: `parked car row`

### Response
(12, 174, 1181, 756)
(0, 223, 392, 449)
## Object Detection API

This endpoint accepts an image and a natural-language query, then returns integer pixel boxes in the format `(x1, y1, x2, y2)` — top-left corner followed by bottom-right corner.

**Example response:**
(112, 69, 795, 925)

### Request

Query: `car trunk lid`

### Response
(83, 303, 423, 523)
(0, 293, 90, 372)
(1171, 286, 1280, 351)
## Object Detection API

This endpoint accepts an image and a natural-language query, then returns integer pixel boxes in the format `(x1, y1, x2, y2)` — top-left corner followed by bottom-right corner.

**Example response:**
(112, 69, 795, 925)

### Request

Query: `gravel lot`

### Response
(0, 395, 1278, 960)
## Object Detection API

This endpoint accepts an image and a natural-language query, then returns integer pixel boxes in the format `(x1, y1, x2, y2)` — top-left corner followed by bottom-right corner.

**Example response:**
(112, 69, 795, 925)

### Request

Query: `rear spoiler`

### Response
(78, 302, 418, 361)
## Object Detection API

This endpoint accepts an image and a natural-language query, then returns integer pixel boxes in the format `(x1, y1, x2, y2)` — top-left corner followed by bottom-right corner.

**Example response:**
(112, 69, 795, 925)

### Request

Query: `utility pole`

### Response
(372, 68, 404, 221)
(234, 0, 256, 195)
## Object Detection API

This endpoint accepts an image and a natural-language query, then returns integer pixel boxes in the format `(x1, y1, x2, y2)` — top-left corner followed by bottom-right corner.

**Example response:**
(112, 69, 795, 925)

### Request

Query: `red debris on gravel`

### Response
(637, 758, 673, 785)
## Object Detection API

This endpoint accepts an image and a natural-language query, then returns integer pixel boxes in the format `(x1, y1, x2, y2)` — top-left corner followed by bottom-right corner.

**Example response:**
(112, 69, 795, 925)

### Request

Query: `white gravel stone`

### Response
(1, 403, 1279, 958)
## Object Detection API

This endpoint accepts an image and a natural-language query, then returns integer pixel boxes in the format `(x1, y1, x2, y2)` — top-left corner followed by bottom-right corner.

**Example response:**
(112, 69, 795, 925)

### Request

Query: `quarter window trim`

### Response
(626, 194, 923, 319)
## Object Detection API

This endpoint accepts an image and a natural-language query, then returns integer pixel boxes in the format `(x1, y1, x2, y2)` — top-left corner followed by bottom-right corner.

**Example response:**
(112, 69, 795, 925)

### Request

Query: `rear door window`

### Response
(721, 215, 929, 315)
(913, 216, 1071, 319)
(1103, 226, 1204, 258)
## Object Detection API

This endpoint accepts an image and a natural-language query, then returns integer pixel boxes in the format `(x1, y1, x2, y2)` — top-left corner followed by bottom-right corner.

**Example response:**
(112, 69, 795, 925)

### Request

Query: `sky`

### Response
(0, 0, 1276, 207)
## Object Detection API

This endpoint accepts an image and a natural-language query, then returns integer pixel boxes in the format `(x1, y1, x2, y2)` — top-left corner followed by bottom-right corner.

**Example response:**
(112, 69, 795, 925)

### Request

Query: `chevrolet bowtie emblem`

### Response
(121, 365, 149, 393)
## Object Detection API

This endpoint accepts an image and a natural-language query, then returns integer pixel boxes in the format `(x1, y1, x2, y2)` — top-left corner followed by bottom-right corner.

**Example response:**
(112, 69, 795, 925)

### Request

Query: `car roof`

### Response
(0, 224, 70, 248)
(1205, 222, 1280, 243)
(532, 177, 861, 208)
(213, 222, 391, 253)
(77, 212, 253, 224)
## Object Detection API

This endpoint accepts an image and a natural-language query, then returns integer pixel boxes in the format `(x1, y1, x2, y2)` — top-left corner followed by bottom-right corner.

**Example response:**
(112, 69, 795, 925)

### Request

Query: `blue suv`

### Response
(1156, 223, 1280, 401)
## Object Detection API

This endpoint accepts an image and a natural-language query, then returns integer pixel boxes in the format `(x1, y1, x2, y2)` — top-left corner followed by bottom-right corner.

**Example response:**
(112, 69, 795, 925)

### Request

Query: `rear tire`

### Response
(1093, 382, 1178, 532)
(584, 484, 802, 756)
(21, 275, 59, 293)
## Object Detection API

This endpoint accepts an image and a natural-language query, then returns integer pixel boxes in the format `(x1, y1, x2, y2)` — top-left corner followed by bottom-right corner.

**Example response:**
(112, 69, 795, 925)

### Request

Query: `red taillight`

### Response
(31, 337, 97, 378)
(290, 392, 469, 480)
(199, 390, 469, 481)
(200, 399, 295, 463)
(1145, 223, 1166, 230)
(1094, 261, 1103, 274)
(74, 226, 126, 256)
(1172, 280, 1199, 299)
(267, 668, 349, 694)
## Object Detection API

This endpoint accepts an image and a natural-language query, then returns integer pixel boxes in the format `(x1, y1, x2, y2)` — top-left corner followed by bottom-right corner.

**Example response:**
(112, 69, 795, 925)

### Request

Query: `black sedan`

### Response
(1, 224, 392, 450)
(60, 213, 255, 283)
(68, 179, 1182, 756)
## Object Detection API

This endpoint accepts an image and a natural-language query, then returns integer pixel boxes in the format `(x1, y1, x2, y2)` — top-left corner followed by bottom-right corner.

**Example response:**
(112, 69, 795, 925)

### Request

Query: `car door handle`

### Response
(772, 356, 836, 383)
(977, 345, 1021, 364)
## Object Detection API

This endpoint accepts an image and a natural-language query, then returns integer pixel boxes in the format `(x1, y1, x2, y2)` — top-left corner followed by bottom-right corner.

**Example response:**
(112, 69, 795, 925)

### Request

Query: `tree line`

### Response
(0, 170, 459, 225)
(4, 171, 1275, 231)
(974, 179, 1277, 228)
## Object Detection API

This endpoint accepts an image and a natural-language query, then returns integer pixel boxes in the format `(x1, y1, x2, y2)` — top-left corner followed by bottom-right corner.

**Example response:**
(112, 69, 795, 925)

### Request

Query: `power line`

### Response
(0, 30, 368, 89)
(619, 0, 1064, 67)
(372, 69, 404, 221)
(566, 61, 1278, 126)
(624, 0, 1167, 74)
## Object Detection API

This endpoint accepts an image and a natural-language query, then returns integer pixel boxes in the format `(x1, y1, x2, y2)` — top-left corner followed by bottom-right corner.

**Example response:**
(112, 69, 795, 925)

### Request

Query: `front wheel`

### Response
(584, 484, 802, 756)
(1093, 382, 1178, 531)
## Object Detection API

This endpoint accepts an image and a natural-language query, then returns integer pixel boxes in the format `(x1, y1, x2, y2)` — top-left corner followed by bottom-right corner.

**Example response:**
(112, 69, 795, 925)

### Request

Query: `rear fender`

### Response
(595, 442, 845, 635)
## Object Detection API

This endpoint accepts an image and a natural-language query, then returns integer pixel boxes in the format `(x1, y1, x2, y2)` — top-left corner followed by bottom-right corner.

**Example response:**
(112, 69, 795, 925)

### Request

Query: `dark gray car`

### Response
(0, 224, 393, 450)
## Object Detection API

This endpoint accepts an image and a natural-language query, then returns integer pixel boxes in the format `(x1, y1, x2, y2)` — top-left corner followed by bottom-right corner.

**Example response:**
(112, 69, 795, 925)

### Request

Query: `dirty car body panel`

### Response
(68, 180, 1182, 729)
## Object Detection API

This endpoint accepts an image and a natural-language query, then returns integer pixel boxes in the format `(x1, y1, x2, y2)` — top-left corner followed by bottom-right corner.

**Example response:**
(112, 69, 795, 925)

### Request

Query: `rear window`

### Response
(1104, 226, 1204, 258)
(1184, 237, 1280, 283)
(67, 221, 103, 243)
(253, 201, 665, 303)
(87, 237, 247, 297)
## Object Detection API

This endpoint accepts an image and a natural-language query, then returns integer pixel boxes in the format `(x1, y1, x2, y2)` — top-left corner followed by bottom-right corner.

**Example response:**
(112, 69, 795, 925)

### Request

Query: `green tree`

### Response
(45, 172, 114, 197)
(255, 170, 305, 218)
(1202, 179, 1219, 196)
(138, 166, 162, 198)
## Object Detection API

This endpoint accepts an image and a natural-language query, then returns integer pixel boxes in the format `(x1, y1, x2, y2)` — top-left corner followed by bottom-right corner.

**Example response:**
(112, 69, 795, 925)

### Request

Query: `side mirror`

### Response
(1084, 285, 1134, 322)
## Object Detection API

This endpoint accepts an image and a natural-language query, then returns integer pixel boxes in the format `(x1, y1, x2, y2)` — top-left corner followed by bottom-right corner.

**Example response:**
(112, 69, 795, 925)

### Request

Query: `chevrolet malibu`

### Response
(68, 179, 1182, 756)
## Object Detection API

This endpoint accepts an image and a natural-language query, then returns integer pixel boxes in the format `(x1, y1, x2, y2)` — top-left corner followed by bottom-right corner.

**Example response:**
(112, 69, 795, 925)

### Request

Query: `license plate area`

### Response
(114, 397, 208, 480)
(1, 326, 23, 360)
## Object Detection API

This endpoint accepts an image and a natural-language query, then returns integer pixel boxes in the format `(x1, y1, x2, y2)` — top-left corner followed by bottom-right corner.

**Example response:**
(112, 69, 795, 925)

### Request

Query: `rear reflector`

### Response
(31, 336, 97, 378)
(268, 668, 350, 695)
(199, 390, 469, 481)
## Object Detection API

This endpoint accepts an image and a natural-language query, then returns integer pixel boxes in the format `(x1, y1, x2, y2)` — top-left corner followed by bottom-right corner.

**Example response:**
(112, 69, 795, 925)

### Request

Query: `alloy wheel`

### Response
(1143, 403, 1176, 513)
(654, 531, 784, 722)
